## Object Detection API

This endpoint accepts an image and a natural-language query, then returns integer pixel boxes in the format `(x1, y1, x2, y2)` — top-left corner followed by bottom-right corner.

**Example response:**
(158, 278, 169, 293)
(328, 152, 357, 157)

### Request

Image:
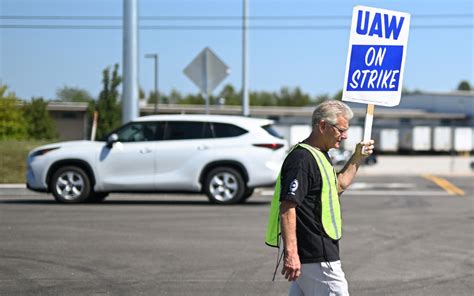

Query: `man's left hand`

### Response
(355, 140, 375, 159)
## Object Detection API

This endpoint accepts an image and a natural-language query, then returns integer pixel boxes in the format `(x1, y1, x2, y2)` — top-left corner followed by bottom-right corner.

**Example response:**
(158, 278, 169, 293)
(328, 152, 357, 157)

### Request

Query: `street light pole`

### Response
(145, 53, 159, 113)
(242, 0, 249, 116)
(123, 0, 139, 123)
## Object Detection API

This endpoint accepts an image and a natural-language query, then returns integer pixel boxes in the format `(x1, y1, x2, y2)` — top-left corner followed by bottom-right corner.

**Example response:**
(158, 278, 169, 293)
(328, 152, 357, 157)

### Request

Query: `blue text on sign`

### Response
(347, 45, 403, 91)
(356, 10, 405, 40)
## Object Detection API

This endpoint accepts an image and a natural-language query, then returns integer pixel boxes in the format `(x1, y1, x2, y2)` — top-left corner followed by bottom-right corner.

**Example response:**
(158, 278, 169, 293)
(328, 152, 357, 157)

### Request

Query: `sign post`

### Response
(342, 6, 411, 143)
(184, 47, 230, 114)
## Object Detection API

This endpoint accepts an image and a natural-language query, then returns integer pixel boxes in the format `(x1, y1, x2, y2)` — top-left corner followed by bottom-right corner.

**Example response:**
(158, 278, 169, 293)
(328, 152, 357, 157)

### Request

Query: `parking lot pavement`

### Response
(0, 175, 472, 295)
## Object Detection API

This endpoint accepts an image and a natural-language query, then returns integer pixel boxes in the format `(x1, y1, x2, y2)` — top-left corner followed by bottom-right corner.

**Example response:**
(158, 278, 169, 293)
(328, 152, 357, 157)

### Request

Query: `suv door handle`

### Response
(139, 147, 153, 154)
(197, 145, 209, 150)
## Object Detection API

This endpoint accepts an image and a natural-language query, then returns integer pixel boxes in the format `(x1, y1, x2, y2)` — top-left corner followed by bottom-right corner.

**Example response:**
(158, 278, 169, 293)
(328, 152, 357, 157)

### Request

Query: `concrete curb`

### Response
(355, 155, 474, 177)
(0, 184, 26, 189)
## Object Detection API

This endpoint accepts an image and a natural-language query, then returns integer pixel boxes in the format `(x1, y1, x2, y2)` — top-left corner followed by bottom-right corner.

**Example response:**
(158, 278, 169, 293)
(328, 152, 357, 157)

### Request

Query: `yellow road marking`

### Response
(422, 174, 465, 196)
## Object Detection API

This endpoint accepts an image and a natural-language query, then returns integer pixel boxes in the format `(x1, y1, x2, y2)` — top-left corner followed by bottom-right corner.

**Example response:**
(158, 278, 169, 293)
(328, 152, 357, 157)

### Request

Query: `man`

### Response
(275, 100, 374, 295)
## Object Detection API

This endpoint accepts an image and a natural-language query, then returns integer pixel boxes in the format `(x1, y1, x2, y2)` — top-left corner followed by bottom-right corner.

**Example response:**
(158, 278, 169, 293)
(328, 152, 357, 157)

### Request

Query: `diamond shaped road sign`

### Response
(183, 47, 230, 95)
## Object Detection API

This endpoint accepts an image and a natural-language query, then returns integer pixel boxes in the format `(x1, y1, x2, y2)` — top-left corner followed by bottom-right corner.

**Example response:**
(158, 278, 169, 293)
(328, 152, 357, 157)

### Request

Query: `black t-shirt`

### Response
(280, 146, 340, 264)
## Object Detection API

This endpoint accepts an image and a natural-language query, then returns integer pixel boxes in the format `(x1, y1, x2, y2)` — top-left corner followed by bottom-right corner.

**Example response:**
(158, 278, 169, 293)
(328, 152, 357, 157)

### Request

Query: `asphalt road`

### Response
(0, 175, 473, 296)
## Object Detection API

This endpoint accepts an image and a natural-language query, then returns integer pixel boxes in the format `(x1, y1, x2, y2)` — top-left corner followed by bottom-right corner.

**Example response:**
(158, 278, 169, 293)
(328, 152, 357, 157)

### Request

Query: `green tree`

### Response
(167, 89, 183, 104)
(457, 80, 471, 91)
(95, 64, 122, 140)
(147, 90, 160, 105)
(218, 84, 241, 105)
(139, 87, 146, 100)
(275, 87, 311, 106)
(160, 84, 338, 107)
(250, 90, 276, 106)
(315, 94, 330, 105)
(0, 85, 28, 140)
(22, 97, 58, 140)
(332, 90, 343, 101)
(401, 87, 412, 95)
(179, 93, 205, 105)
(56, 86, 94, 102)
(139, 86, 147, 107)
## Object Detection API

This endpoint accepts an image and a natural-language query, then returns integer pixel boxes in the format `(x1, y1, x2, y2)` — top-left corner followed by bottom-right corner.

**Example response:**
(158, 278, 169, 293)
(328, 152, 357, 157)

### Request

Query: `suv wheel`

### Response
(204, 167, 246, 204)
(50, 166, 91, 203)
(240, 188, 255, 203)
(88, 192, 109, 203)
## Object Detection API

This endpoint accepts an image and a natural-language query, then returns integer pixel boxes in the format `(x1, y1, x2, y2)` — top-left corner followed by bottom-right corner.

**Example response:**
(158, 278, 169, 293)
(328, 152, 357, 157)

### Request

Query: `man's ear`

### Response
(318, 120, 326, 133)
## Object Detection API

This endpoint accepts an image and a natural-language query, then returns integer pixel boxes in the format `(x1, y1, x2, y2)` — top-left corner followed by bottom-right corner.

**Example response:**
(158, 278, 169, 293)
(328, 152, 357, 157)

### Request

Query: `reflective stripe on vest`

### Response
(265, 144, 342, 247)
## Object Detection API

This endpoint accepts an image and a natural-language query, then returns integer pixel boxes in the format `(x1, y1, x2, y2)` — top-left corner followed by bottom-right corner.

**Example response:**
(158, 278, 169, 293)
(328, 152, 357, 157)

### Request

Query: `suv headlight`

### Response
(30, 147, 60, 158)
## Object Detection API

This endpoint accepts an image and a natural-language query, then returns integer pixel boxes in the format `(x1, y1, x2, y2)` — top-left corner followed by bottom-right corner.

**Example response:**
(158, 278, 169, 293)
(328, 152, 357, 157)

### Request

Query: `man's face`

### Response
(324, 116, 349, 150)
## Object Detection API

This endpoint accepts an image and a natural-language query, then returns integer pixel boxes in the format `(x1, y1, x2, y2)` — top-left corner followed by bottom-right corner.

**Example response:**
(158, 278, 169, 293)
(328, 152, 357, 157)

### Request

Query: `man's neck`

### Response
(304, 132, 328, 152)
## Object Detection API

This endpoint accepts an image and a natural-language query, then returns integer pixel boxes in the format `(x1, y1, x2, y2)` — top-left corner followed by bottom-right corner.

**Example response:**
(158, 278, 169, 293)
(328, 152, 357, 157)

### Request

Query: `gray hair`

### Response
(312, 100, 354, 126)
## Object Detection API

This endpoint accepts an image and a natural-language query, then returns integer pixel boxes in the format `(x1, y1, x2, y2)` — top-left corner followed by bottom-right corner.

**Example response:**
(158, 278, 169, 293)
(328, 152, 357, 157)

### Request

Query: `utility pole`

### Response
(242, 0, 249, 116)
(122, 0, 139, 123)
(145, 53, 159, 113)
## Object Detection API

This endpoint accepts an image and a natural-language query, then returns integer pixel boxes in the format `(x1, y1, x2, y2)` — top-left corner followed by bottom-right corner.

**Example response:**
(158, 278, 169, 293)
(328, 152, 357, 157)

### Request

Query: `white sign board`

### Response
(342, 6, 411, 107)
(183, 47, 230, 95)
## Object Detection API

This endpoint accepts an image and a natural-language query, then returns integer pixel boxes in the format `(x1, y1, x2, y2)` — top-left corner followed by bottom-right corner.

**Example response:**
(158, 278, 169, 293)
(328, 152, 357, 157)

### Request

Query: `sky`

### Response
(0, 0, 473, 101)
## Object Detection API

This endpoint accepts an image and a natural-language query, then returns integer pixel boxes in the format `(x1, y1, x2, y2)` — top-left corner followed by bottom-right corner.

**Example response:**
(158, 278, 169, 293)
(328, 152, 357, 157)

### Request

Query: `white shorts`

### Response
(289, 261, 349, 296)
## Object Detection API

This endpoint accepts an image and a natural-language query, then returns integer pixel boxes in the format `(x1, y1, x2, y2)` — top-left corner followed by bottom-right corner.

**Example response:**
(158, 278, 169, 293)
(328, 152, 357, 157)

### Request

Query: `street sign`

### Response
(184, 47, 230, 95)
(342, 6, 411, 107)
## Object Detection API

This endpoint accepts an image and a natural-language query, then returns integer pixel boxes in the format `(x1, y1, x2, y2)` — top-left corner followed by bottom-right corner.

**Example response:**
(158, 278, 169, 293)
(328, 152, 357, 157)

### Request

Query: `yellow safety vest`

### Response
(265, 143, 342, 247)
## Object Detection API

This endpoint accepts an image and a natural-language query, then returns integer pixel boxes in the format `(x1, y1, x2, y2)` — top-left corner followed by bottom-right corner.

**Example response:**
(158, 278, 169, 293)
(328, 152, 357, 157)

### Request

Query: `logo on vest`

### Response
(288, 179, 299, 195)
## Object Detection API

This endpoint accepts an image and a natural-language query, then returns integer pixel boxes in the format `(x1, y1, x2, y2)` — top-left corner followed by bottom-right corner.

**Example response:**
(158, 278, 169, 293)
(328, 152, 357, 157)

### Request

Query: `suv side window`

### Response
(212, 122, 248, 138)
(115, 122, 163, 142)
(261, 124, 283, 139)
(164, 121, 213, 140)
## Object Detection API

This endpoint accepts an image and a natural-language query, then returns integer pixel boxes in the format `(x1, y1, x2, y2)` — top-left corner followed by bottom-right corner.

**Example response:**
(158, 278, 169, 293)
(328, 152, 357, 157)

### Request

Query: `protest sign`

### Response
(342, 6, 411, 142)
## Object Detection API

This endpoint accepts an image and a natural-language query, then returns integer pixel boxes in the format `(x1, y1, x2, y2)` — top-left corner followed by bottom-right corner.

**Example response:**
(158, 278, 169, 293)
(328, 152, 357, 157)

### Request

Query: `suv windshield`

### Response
(261, 124, 283, 139)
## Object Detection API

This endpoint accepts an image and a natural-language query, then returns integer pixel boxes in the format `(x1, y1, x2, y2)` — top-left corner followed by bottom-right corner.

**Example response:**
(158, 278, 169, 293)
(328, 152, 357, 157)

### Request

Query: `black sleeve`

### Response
(280, 148, 314, 205)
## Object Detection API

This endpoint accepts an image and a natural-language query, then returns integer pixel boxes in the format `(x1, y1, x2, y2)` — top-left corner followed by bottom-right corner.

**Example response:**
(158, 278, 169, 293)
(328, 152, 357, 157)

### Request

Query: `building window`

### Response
(61, 112, 77, 119)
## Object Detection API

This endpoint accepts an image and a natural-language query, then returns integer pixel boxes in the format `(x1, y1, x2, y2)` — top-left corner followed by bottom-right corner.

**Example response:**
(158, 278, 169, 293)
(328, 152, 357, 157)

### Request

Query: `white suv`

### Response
(26, 114, 288, 204)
